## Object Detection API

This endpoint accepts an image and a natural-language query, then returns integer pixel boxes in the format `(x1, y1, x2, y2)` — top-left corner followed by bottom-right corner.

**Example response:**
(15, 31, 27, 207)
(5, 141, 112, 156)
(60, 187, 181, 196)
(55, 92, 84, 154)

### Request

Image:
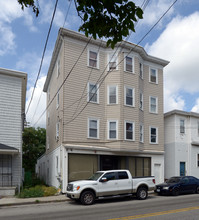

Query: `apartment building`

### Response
(164, 110, 199, 179)
(0, 68, 27, 196)
(36, 28, 169, 191)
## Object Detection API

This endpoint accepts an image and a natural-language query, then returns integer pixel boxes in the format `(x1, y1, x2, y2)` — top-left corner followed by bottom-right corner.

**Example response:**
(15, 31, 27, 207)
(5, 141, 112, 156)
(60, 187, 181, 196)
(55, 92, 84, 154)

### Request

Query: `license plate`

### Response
(156, 189, 160, 192)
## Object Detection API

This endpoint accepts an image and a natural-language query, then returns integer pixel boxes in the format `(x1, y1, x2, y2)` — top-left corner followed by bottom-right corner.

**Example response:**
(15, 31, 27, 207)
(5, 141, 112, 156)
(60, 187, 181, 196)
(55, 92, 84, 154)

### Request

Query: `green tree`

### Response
(17, 0, 143, 48)
(22, 127, 46, 173)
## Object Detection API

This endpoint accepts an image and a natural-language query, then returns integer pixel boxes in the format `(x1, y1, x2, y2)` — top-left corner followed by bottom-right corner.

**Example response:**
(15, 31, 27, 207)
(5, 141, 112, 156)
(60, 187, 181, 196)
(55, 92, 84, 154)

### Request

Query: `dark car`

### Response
(155, 176, 199, 196)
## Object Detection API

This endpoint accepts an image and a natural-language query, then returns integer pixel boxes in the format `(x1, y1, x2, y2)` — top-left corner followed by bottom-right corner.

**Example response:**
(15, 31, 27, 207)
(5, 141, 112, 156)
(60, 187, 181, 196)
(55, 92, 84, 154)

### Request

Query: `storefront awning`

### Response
(0, 143, 19, 154)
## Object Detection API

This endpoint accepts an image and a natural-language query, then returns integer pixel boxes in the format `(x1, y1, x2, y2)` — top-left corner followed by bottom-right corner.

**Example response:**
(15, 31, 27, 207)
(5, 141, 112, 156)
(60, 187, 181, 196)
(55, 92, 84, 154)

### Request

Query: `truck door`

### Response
(98, 172, 119, 196)
(117, 171, 132, 194)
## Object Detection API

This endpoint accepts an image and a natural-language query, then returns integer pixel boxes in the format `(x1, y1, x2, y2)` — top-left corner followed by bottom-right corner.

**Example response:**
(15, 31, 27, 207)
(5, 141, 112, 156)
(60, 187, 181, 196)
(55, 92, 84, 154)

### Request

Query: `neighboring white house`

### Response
(0, 68, 27, 196)
(164, 110, 199, 179)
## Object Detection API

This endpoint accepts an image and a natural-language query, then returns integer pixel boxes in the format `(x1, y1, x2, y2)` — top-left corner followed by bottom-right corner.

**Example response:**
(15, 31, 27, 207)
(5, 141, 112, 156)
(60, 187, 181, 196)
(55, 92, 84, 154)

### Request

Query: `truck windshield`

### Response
(88, 172, 103, 181)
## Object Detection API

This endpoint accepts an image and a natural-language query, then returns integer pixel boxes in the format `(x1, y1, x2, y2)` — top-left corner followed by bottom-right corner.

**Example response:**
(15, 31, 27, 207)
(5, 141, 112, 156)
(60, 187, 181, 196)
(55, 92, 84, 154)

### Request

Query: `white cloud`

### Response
(191, 98, 199, 113)
(146, 12, 199, 112)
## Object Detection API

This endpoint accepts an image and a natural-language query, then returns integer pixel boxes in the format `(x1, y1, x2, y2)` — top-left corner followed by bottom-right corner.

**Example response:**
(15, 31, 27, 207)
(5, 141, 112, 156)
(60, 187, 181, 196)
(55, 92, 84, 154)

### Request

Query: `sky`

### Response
(1, 0, 199, 128)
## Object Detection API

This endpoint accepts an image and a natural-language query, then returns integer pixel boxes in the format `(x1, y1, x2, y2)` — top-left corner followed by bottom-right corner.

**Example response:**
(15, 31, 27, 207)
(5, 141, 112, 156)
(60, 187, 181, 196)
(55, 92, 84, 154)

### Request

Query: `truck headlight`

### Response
(73, 185, 80, 191)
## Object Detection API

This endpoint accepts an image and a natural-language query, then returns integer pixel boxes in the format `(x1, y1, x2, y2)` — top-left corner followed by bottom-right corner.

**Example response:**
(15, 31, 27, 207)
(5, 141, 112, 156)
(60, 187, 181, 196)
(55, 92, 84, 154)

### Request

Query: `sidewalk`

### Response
(0, 194, 69, 207)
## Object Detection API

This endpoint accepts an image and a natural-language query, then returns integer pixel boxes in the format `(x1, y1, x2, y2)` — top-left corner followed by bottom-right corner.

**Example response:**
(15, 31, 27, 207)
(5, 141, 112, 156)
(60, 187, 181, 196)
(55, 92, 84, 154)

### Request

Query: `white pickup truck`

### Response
(66, 169, 155, 205)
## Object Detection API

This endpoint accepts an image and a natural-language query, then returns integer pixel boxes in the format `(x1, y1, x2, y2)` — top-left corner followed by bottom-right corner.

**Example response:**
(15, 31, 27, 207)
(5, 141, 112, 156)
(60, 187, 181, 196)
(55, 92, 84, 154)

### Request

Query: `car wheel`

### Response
(172, 188, 179, 196)
(196, 186, 199, 194)
(136, 187, 148, 200)
(80, 191, 95, 205)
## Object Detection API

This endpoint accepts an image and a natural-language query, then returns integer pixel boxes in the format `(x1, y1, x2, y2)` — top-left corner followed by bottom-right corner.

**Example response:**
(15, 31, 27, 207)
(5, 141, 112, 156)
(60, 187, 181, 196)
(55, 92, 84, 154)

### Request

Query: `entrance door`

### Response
(180, 162, 186, 176)
(154, 164, 161, 184)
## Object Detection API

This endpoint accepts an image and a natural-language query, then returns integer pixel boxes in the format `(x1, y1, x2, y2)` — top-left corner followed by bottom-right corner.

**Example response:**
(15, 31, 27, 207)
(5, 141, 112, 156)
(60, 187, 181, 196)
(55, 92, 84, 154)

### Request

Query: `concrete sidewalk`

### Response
(0, 194, 69, 207)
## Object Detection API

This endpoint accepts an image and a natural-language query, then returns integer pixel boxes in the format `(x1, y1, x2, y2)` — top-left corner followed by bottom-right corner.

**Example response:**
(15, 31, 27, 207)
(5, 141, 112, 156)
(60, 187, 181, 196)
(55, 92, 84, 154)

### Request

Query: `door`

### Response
(154, 164, 161, 184)
(180, 162, 186, 176)
(117, 171, 132, 194)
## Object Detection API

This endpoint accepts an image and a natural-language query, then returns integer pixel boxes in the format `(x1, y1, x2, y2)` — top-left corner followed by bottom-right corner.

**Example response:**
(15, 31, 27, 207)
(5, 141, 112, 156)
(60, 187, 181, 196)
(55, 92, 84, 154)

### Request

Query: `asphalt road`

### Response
(0, 194, 199, 220)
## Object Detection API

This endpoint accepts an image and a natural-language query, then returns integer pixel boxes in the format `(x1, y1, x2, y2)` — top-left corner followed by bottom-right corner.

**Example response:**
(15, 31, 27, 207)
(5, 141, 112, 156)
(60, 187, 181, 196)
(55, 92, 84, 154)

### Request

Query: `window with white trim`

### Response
(180, 119, 185, 134)
(88, 82, 99, 103)
(140, 92, 143, 110)
(88, 118, 99, 139)
(108, 52, 118, 71)
(139, 62, 143, 78)
(56, 92, 60, 109)
(56, 122, 59, 141)
(150, 127, 158, 144)
(125, 86, 134, 107)
(125, 121, 134, 141)
(124, 55, 134, 72)
(150, 67, 158, 83)
(150, 96, 158, 113)
(108, 85, 117, 104)
(108, 120, 117, 139)
(88, 50, 98, 68)
(140, 124, 144, 142)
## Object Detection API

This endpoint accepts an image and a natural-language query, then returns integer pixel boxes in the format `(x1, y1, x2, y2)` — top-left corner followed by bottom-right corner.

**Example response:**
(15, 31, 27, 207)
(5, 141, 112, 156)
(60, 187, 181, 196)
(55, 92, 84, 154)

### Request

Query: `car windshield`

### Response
(167, 177, 181, 183)
(88, 172, 103, 181)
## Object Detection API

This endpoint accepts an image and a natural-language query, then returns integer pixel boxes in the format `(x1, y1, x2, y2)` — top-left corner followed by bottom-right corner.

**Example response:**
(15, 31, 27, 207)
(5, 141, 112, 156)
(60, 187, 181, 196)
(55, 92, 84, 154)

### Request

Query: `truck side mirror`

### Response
(100, 177, 108, 182)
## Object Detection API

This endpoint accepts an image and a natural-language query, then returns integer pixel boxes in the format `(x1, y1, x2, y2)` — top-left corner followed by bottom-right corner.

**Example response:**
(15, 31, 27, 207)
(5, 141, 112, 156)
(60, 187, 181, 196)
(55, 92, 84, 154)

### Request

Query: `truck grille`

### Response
(67, 184, 73, 191)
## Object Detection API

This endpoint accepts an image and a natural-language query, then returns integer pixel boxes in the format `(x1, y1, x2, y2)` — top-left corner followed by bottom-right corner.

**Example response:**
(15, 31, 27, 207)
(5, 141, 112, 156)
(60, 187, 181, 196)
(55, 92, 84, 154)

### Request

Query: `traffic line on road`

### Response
(107, 206, 199, 220)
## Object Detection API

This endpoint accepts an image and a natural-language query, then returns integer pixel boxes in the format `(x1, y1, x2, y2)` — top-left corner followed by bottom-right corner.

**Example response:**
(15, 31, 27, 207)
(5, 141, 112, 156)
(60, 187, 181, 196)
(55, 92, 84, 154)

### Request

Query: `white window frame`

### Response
(124, 54, 134, 73)
(139, 91, 143, 110)
(150, 126, 158, 144)
(124, 86, 134, 107)
(56, 92, 60, 109)
(124, 121, 134, 141)
(108, 85, 118, 104)
(56, 122, 60, 141)
(87, 49, 99, 69)
(140, 124, 144, 143)
(180, 119, 185, 134)
(88, 82, 99, 103)
(108, 52, 118, 71)
(88, 118, 99, 139)
(139, 62, 143, 79)
(108, 120, 118, 140)
(149, 96, 158, 114)
(149, 67, 158, 84)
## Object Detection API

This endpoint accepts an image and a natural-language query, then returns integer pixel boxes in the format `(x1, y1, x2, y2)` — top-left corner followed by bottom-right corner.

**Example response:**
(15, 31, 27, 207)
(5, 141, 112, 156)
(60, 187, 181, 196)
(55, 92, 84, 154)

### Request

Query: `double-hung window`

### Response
(140, 124, 144, 143)
(140, 92, 143, 110)
(150, 96, 158, 113)
(125, 86, 134, 107)
(88, 82, 99, 103)
(150, 127, 158, 144)
(88, 118, 99, 139)
(125, 121, 134, 141)
(108, 120, 117, 139)
(108, 85, 117, 104)
(88, 50, 98, 68)
(124, 55, 134, 73)
(108, 52, 118, 71)
(180, 119, 185, 134)
(150, 67, 158, 84)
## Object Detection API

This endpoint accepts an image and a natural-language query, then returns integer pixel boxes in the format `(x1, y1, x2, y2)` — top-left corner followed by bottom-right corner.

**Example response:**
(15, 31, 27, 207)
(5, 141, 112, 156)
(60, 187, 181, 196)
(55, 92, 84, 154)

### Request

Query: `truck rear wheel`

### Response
(136, 187, 148, 200)
(80, 190, 95, 205)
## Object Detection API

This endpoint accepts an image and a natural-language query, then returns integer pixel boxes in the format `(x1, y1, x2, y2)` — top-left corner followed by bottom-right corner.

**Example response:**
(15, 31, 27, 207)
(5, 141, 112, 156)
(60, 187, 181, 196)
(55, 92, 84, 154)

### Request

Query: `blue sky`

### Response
(1, 0, 199, 128)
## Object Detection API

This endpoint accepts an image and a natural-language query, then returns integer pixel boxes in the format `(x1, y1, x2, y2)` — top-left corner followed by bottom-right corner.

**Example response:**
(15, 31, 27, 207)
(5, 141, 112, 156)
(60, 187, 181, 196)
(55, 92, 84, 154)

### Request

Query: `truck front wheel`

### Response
(136, 187, 148, 200)
(80, 190, 95, 205)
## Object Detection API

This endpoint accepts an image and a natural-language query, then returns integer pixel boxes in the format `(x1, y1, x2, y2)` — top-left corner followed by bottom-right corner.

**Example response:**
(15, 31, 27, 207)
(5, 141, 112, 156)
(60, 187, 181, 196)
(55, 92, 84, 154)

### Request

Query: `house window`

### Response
(180, 119, 185, 134)
(150, 96, 158, 113)
(88, 50, 98, 68)
(150, 68, 158, 83)
(56, 156, 59, 171)
(140, 92, 143, 110)
(56, 122, 59, 141)
(56, 92, 59, 109)
(108, 85, 117, 104)
(88, 118, 99, 139)
(150, 127, 158, 144)
(88, 83, 98, 103)
(57, 58, 60, 77)
(124, 55, 133, 72)
(108, 52, 118, 71)
(125, 87, 134, 107)
(140, 62, 143, 78)
(140, 124, 144, 143)
(108, 120, 117, 139)
(125, 121, 134, 141)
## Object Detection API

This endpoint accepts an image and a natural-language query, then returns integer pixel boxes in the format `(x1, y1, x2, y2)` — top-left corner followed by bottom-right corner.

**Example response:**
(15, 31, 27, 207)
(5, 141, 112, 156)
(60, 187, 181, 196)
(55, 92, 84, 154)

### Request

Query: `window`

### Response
(56, 122, 59, 141)
(150, 127, 158, 144)
(180, 119, 185, 134)
(88, 118, 99, 139)
(124, 55, 133, 72)
(108, 120, 117, 139)
(150, 96, 158, 113)
(57, 58, 60, 77)
(56, 92, 59, 109)
(150, 68, 158, 83)
(140, 62, 143, 78)
(108, 85, 117, 104)
(108, 52, 118, 71)
(88, 83, 99, 103)
(102, 172, 116, 181)
(140, 124, 144, 143)
(88, 50, 98, 68)
(125, 121, 134, 141)
(198, 154, 199, 167)
(125, 87, 134, 107)
(140, 92, 143, 110)
(118, 171, 128, 179)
